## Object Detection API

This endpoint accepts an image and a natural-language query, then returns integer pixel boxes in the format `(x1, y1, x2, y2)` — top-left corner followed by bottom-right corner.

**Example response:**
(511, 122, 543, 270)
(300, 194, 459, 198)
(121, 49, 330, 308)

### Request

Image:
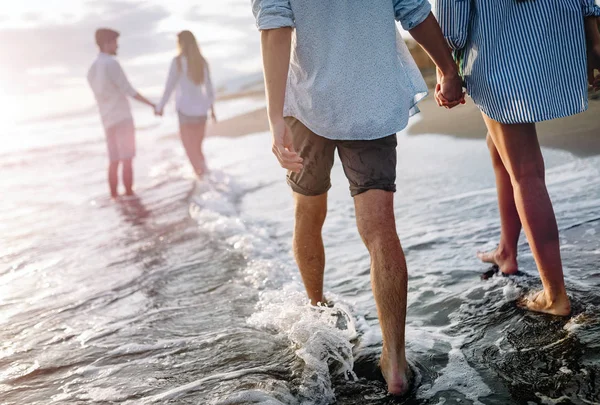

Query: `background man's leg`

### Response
(122, 159, 134, 196)
(108, 161, 120, 198)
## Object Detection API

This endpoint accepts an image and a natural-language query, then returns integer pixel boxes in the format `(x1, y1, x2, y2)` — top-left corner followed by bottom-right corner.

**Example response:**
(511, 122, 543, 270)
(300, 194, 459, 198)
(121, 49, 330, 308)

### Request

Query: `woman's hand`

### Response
(269, 117, 303, 173)
(435, 67, 466, 109)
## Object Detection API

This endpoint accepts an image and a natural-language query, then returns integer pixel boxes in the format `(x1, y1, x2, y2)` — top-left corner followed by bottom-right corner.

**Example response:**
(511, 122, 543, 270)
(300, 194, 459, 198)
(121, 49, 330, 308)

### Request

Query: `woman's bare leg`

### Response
(482, 113, 570, 316)
(180, 124, 204, 176)
(478, 133, 521, 275)
(195, 119, 208, 174)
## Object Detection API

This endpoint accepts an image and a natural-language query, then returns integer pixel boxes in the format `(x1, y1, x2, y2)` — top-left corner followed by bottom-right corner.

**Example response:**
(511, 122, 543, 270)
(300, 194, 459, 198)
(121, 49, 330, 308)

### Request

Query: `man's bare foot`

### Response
(380, 350, 411, 396)
(477, 246, 518, 275)
(125, 190, 135, 197)
(518, 290, 571, 316)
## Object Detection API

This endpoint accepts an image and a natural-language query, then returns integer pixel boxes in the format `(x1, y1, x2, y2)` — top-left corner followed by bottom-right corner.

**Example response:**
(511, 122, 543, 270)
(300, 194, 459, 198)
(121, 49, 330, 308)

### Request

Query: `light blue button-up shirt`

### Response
(252, 0, 430, 141)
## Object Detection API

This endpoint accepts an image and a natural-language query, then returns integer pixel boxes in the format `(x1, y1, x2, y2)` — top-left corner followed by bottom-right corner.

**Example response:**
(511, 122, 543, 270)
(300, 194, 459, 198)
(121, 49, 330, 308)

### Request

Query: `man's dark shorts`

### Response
(285, 117, 397, 197)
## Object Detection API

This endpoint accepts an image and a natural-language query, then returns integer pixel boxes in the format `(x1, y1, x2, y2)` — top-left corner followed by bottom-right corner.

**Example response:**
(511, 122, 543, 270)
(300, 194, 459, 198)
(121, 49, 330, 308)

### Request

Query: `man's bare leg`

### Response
(122, 159, 134, 196)
(293, 192, 327, 305)
(354, 189, 409, 395)
(483, 114, 570, 316)
(477, 133, 521, 275)
(108, 161, 120, 198)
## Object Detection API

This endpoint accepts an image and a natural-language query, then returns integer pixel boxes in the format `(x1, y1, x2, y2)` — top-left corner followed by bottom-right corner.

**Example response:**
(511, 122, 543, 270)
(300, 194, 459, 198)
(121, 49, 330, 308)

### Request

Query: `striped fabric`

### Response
(434, 0, 600, 124)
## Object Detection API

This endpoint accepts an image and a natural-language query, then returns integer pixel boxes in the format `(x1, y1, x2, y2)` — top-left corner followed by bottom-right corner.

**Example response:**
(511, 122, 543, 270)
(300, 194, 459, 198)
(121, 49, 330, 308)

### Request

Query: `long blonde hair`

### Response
(177, 30, 207, 85)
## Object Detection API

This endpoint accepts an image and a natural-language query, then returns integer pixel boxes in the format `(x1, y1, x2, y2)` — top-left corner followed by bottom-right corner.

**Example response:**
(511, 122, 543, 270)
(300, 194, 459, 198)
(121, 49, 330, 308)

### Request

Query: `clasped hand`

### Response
(434, 68, 466, 109)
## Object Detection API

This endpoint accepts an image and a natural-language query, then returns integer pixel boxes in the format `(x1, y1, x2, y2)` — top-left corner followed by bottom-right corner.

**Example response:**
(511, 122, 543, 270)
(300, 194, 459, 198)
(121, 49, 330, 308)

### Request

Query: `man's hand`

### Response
(270, 117, 303, 173)
(409, 13, 465, 109)
(133, 93, 156, 110)
(435, 67, 465, 109)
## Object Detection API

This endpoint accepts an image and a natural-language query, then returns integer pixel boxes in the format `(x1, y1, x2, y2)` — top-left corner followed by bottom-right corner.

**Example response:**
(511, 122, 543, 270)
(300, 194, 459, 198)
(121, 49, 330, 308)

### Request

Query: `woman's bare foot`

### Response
(518, 290, 571, 316)
(380, 350, 411, 396)
(477, 246, 518, 275)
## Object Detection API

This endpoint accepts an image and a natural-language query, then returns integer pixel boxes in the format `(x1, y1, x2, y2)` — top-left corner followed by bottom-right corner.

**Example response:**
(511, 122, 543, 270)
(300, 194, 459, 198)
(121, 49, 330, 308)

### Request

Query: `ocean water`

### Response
(1, 99, 599, 405)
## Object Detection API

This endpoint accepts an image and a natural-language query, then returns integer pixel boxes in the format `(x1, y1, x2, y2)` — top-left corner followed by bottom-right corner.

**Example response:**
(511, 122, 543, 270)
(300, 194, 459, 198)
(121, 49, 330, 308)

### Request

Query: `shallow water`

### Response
(1, 103, 599, 405)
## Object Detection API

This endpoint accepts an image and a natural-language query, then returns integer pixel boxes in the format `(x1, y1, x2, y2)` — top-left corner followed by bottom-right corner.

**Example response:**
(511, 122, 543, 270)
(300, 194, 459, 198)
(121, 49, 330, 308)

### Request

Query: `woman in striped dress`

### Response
(434, 0, 600, 316)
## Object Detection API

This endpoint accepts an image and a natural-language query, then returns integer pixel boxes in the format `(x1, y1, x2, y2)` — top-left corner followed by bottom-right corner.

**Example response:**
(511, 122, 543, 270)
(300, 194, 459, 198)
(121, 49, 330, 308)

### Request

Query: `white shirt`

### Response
(252, 0, 430, 140)
(87, 53, 137, 130)
(156, 56, 215, 117)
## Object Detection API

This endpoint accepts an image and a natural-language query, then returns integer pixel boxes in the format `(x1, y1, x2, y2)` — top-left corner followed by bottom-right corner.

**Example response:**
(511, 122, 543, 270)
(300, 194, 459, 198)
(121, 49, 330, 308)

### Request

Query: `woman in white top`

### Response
(156, 30, 216, 176)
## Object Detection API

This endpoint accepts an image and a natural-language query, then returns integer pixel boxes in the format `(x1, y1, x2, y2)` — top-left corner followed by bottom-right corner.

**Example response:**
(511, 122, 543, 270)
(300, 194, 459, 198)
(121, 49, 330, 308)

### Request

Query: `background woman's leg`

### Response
(180, 124, 203, 176)
(195, 119, 208, 174)
(482, 113, 570, 316)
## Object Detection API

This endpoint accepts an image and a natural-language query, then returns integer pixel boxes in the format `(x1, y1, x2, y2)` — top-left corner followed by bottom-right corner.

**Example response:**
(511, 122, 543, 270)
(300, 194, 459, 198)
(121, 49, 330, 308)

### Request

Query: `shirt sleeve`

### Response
(156, 58, 181, 112)
(393, 0, 432, 31)
(251, 0, 295, 30)
(204, 65, 215, 106)
(107, 60, 137, 97)
(582, 0, 600, 16)
(433, 0, 471, 50)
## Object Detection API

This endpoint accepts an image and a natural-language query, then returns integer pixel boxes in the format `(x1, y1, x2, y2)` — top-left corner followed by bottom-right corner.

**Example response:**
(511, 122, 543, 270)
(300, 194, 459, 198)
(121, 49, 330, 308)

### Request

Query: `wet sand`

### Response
(207, 105, 269, 139)
(207, 92, 600, 157)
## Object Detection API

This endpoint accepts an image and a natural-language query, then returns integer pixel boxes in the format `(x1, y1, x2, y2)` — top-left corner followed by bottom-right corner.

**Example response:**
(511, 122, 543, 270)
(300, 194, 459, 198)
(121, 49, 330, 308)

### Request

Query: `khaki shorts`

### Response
(105, 119, 135, 162)
(285, 117, 397, 197)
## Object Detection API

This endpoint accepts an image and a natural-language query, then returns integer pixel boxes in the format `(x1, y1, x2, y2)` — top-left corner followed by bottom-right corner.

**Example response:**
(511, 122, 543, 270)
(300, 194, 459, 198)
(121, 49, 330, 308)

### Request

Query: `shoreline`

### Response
(408, 96, 600, 158)
(206, 90, 600, 158)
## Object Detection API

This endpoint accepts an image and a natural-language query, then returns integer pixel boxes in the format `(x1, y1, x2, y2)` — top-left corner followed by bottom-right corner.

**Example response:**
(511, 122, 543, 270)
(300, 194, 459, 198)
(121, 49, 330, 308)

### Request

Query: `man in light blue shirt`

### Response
(252, 0, 464, 395)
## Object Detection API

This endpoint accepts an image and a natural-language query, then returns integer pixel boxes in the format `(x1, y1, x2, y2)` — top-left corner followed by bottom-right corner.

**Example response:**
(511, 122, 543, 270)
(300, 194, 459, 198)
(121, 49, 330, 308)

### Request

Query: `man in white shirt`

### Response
(87, 28, 155, 198)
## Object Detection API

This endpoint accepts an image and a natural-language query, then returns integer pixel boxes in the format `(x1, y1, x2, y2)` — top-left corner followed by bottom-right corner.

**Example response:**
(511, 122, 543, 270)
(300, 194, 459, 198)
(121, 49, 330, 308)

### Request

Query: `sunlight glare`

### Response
(0, 90, 18, 130)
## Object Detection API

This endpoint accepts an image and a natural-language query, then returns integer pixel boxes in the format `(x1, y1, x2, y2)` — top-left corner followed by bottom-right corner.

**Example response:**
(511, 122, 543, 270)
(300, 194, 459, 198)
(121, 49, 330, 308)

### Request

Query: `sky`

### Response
(0, 0, 262, 124)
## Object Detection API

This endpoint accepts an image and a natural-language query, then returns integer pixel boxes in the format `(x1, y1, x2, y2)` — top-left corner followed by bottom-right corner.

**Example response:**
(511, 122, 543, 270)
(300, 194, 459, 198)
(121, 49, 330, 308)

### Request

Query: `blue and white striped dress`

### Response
(434, 0, 600, 124)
